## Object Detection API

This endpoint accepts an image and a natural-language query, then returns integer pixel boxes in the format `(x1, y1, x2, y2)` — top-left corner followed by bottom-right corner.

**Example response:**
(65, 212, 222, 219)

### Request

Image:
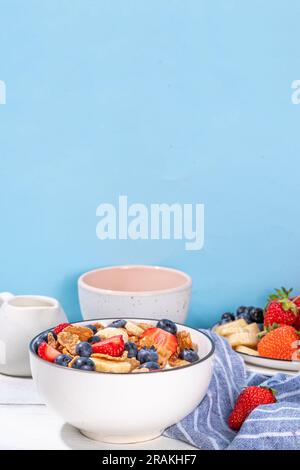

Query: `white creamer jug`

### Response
(0, 292, 67, 377)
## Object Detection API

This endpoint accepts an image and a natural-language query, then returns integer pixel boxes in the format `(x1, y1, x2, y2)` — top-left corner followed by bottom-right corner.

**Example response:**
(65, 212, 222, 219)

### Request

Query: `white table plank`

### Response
(0, 374, 42, 404)
(0, 405, 196, 450)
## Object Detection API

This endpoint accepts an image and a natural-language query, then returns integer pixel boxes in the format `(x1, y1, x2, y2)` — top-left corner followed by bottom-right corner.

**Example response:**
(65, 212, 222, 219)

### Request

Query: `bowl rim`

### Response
(29, 317, 215, 376)
(78, 265, 192, 296)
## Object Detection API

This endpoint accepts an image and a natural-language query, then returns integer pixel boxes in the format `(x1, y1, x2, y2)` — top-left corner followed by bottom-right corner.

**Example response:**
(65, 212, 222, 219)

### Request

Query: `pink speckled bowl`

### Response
(78, 265, 192, 323)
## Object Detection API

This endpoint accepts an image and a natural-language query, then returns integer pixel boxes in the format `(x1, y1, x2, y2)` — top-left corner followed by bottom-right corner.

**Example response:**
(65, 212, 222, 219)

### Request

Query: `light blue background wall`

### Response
(1, 0, 300, 327)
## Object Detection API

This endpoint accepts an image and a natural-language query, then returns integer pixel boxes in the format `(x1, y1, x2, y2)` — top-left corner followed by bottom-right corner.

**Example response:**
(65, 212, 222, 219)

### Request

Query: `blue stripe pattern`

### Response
(164, 330, 300, 450)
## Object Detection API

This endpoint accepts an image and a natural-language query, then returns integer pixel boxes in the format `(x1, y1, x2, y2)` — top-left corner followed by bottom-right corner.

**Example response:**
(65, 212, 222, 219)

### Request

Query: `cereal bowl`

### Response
(78, 265, 192, 323)
(29, 318, 214, 444)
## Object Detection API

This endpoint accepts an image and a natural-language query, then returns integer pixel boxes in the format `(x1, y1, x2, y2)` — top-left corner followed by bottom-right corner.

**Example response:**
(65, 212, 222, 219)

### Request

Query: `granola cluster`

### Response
(34, 318, 200, 373)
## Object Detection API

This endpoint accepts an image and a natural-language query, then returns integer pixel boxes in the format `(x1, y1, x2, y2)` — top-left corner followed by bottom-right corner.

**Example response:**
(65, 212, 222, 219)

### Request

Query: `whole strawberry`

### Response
(258, 325, 300, 360)
(264, 287, 298, 328)
(293, 317, 300, 331)
(228, 386, 276, 430)
(292, 296, 300, 330)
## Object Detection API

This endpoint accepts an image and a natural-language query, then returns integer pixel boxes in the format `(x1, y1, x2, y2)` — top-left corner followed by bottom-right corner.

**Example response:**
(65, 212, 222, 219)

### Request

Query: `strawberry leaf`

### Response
(268, 287, 293, 301)
(279, 298, 298, 314)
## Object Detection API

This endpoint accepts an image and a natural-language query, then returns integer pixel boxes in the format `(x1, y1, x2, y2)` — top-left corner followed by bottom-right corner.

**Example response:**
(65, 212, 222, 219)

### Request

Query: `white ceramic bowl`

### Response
(78, 265, 192, 323)
(30, 318, 214, 444)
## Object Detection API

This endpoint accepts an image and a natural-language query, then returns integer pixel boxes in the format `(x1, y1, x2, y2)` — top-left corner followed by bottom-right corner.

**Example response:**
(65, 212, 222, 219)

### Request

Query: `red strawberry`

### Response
(91, 335, 124, 357)
(258, 325, 300, 360)
(293, 317, 300, 331)
(292, 296, 300, 330)
(228, 386, 277, 430)
(139, 327, 178, 356)
(53, 323, 70, 335)
(264, 287, 298, 328)
(38, 342, 60, 363)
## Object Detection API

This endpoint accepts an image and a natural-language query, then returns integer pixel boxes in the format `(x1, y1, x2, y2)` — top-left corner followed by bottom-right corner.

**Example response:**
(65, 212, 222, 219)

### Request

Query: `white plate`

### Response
(212, 324, 300, 372)
(238, 351, 300, 372)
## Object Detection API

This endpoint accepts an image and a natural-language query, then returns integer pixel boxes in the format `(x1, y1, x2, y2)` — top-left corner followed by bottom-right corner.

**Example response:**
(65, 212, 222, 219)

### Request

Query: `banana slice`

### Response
(97, 327, 128, 343)
(227, 331, 258, 348)
(125, 321, 144, 337)
(215, 319, 248, 336)
(244, 323, 260, 335)
(235, 345, 259, 356)
(93, 357, 132, 373)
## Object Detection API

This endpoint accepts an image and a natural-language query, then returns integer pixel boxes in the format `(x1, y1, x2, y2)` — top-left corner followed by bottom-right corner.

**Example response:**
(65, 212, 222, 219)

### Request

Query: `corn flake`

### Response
(47, 332, 57, 348)
(169, 354, 190, 368)
(177, 331, 193, 351)
(91, 351, 129, 362)
(93, 322, 104, 330)
(68, 355, 80, 368)
(58, 331, 80, 355)
(63, 325, 93, 342)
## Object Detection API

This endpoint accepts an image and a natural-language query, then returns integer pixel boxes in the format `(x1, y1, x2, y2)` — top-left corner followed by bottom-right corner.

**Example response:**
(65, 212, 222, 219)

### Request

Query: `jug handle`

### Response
(0, 292, 14, 307)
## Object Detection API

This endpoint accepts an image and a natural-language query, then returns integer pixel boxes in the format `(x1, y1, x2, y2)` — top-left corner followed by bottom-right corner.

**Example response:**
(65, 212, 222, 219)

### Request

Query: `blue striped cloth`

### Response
(164, 330, 300, 450)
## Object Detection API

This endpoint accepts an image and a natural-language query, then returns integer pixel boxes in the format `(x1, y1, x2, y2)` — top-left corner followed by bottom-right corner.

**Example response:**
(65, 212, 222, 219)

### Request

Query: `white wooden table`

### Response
(0, 374, 196, 450)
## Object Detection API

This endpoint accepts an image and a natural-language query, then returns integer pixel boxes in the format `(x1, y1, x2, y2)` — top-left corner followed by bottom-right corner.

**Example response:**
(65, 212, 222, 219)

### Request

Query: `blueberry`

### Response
(236, 306, 247, 316)
(86, 324, 97, 334)
(221, 312, 235, 322)
(247, 307, 256, 318)
(257, 323, 264, 331)
(33, 337, 45, 353)
(139, 361, 160, 370)
(88, 335, 101, 344)
(236, 311, 251, 323)
(108, 319, 126, 328)
(33, 331, 49, 352)
(125, 342, 138, 358)
(75, 341, 93, 357)
(54, 354, 72, 367)
(179, 348, 200, 363)
(244, 306, 255, 315)
(156, 319, 177, 335)
(81, 364, 96, 371)
(72, 357, 95, 371)
(40, 331, 49, 341)
(247, 306, 255, 313)
(249, 307, 264, 323)
(137, 346, 158, 364)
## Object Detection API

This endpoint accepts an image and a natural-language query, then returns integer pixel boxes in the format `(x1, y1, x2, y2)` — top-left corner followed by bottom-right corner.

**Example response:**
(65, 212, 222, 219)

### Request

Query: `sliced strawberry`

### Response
(38, 342, 60, 363)
(91, 335, 124, 357)
(140, 327, 178, 356)
(53, 322, 70, 335)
